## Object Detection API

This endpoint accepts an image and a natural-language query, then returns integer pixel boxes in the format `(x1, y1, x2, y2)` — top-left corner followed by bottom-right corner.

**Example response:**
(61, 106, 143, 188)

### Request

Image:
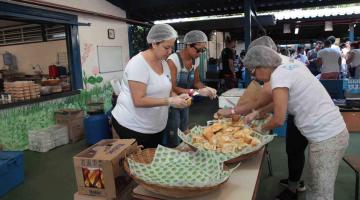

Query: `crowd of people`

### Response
(278, 36, 360, 80)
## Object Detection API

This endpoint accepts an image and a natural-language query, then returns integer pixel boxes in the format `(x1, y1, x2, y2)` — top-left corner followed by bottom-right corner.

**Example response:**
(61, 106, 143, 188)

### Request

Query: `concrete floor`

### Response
(1, 98, 359, 200)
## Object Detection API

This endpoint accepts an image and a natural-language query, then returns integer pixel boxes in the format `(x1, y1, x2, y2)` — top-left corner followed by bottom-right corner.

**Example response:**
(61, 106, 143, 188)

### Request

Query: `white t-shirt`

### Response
(294, 54, 309, 65)
(112, 52, 172, 134)
(331, 44, 341, 53)
(270, 62, 346, 143)
(350, 49, 360, 67)
(318, 48, 341, 73)
(167, 53, 200, 73)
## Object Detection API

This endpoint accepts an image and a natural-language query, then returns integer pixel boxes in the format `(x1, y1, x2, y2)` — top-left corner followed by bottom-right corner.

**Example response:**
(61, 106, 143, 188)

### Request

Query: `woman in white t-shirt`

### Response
(164, 30, 217, 147)
(111, 24, 189, 148)
(243, 45, 349, 200)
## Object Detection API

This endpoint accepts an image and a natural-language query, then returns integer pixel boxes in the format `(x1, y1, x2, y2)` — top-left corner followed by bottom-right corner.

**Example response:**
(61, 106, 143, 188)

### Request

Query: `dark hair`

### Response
(327, 36, 336, 44)
(316, 41, 323, 45)
(324, 39, 332, 47)
(280, 47, 289, 56)
(225, 36, 235, 44)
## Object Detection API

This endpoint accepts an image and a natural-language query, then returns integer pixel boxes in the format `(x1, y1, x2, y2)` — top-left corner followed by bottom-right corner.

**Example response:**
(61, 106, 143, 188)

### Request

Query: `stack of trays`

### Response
(4, 81, 40, 102)
(28, 125, 69, 152)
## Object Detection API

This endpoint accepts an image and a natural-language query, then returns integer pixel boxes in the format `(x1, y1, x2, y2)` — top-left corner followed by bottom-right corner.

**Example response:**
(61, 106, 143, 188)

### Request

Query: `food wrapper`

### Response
(128, 145, 240, 187)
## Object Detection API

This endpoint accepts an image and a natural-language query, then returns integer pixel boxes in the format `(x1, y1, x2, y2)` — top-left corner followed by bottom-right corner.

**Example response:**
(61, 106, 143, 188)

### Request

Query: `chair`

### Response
(343, 156, 360, 200)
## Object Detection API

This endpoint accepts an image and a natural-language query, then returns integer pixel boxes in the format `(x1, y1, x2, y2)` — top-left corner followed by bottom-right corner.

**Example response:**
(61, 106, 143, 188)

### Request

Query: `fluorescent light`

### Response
(294, 27, 299, 34)
(325, 21, 333, 31)
(283, 24, 291, 34)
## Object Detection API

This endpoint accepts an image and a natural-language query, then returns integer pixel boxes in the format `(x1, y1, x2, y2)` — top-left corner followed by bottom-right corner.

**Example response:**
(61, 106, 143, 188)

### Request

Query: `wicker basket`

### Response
(224, 147, 263, 164)
(124, 148, 227, 199)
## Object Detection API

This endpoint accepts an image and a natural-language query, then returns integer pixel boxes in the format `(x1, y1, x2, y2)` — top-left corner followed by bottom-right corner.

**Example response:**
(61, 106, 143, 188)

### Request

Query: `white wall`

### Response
(0, 40, 67, 74)
(42, 0, 130, 88)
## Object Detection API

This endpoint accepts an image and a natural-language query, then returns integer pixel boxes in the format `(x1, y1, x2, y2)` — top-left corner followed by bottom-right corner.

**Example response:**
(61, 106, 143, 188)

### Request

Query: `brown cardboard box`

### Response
(74, 192, 120, 200)
(55, 109, 84, 143)
(73, 139, 137, 198)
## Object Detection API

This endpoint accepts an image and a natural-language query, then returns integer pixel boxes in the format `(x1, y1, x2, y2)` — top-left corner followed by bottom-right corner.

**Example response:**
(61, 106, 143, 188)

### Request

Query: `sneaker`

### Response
(275, 189, 298, 200)
(279, 179, 306, 192)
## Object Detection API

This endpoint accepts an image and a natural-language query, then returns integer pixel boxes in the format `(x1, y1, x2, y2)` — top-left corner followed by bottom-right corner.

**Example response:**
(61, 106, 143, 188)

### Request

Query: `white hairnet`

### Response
(248, 36, 277, 51)
(243, 45, 282, 69)
(183, 30, 208, 44)
(146, 24, 178, 44)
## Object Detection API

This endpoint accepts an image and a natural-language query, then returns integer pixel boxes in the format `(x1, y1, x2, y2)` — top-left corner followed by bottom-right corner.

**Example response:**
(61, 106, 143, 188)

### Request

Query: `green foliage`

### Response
(0, 84, 113, 150)
(129, 25, 150, 57)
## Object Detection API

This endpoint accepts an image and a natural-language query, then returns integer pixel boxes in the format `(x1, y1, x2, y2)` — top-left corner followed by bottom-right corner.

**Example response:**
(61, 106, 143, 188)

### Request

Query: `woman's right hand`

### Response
(168, 96, 188, 108)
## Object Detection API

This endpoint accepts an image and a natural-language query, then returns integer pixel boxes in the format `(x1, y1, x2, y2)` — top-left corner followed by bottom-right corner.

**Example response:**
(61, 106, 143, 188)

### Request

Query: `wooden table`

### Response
(343, 156, 360, 200)
(132, 148, 265, 200)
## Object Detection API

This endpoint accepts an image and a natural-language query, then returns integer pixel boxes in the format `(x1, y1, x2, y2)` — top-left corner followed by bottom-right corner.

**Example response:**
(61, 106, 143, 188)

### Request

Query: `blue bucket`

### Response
(84, 114, 111, 145)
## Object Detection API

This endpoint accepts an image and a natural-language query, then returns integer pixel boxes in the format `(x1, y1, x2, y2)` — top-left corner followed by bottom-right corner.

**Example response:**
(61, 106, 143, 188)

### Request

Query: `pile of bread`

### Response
(192, 119, 260, 154)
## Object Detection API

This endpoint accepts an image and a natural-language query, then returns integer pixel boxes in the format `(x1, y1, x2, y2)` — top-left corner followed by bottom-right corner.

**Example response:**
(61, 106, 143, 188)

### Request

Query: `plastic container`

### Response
(0, 151, 24, 197)
(272, 121, 287, 137)
(84, 114, 111, 145)
(28, 125, 69, 152)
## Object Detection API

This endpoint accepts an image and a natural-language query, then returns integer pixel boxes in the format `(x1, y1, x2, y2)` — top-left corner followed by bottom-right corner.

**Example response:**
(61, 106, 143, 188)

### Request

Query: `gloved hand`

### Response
(216, 108, 232, 118)
(168, 96, 188, 108)
(199, 87, 217, 99)
(244, 110, 259, 124)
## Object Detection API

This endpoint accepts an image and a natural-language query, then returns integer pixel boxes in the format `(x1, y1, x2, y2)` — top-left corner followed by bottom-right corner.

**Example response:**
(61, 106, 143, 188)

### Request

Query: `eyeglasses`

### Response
(191, 45, 207, 53)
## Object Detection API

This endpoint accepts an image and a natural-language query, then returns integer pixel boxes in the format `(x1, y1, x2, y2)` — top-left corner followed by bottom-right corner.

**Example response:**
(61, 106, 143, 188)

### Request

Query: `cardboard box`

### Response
(74, 192, 120, 200)
(73, 139, 137, 198)
(55, 109, 84, 143)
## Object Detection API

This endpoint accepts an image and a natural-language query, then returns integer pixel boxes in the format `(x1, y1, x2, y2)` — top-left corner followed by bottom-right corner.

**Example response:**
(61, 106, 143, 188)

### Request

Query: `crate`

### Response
(0, 151, 24, 197)
(54, 109, 84, 143)
(28, 125, 69, 152)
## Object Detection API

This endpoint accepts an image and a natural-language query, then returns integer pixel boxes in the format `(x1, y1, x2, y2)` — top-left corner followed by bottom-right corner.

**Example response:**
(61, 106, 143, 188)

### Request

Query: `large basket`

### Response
(124, 148, 227, 199)
(224, 147, 263, 164)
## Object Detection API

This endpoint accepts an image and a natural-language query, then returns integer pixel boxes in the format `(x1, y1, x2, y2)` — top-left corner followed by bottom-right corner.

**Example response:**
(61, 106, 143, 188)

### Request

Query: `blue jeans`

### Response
(162, 107, 189, 148)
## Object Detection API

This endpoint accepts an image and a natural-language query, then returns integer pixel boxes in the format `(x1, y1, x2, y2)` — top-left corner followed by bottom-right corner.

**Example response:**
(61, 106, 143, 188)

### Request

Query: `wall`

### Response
(0, 40, 67, 74)
(42, 0, 130, 88)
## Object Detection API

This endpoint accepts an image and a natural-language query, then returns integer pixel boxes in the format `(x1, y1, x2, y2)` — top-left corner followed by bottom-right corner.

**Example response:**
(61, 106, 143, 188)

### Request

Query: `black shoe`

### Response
(279, 179, 306, 192)
(275, 189, 298, 200)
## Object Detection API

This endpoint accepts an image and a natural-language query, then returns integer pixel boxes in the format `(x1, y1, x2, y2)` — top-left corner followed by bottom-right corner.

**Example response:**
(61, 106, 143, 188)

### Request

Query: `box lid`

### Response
(74, 139, 136, 161)
(0, 151, 23, 175)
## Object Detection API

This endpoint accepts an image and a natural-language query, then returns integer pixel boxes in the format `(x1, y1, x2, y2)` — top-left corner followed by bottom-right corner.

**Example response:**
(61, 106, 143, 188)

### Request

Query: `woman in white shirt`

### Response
(164, 30, 217, 147)
(111, 24, 189, 148)
(243, 45, 349, 200)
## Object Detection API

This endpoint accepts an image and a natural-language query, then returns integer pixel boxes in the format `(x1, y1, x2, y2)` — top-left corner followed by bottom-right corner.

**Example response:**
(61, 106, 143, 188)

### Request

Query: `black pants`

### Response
(286, 115, 308, 182)
(111, 116, 164, 149)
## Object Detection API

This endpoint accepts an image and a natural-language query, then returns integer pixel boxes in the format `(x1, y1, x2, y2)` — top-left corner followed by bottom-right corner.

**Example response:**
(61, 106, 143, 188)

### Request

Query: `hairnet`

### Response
(248, 36, 277, 51)
(146, 24, 178, 44)
(183, 30, 208, 44)
(243, 45, 282, 69)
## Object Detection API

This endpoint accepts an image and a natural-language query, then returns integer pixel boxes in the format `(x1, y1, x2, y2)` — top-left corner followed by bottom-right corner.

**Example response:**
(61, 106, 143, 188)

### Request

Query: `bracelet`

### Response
(188, 89, 194, 96)
(231, 108, 236, 114)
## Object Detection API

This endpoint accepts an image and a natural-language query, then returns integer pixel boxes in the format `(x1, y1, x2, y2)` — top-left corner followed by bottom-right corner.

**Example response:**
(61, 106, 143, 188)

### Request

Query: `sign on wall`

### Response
(97, 46, 123, 73)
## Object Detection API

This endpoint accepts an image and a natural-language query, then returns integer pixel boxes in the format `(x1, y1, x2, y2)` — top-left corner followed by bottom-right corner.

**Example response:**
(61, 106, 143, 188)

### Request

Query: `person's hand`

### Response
(199, 87, 217, 99)
(216, 108, 232, 118)
(179, 93, 190, 100)
(244, 110, 259, 124)
(168, 96, 188, 108)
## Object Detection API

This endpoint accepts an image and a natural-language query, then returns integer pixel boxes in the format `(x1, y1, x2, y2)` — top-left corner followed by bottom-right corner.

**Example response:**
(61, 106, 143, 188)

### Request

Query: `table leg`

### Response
(266, 148, 273, 176)
(356, 172, 359, 200)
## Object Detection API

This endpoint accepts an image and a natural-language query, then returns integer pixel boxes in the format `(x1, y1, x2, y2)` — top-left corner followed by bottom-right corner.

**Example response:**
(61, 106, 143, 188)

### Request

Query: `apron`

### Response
(176, 52, 195, 89)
